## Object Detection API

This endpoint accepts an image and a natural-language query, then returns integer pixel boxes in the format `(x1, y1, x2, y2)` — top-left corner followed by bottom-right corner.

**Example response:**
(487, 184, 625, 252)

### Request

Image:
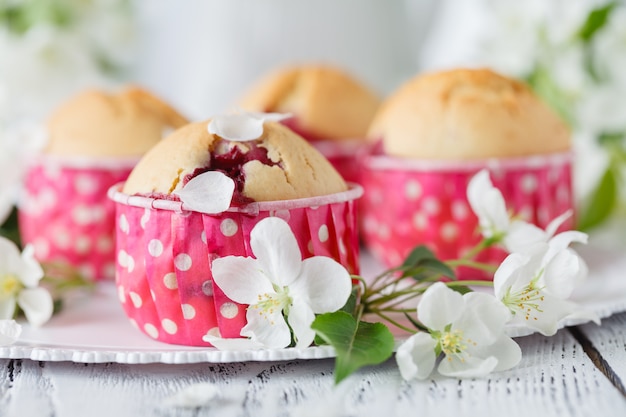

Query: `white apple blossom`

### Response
(0, 319, 21, 346)
(210, 217, 352, 349)
(0, 0, 134, 123)
(396, 282, 521, 380)
(0, 237, 53, 327)
(494, 232, 598, 336)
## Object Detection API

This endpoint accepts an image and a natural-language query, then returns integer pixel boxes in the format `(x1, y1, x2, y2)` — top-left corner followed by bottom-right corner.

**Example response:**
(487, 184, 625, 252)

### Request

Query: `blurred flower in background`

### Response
(0, 0, 135, 124)
(0, 0, 135, 241)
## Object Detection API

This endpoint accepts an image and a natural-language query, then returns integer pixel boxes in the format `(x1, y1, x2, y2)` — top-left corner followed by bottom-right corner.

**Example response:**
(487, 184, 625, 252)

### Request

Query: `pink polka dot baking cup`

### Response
(18, 156, 138, 281)
(108, 183, 362, 347)
(360, 152, 574, 278)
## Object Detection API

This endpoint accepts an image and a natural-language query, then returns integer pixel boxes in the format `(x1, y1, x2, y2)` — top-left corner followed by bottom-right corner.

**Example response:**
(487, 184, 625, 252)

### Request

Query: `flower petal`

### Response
(489, 335, 522, 372)
(466, 332, 522, 373)
(504, 220, 546, 253)
(250, 217, 302, 287)
(467, 170, 509, 238)
(241, 307, 292, 349)
(0, 297, 16, 320)
(290, 257, 352, 314)
(211, 256, 274, 305)
(250, 112, 292, 123)
(0, 237, 25, 277)
(208, 113, 264, 141)
(396, 332, 438, 380)
(18, 244, 44, 288)
(542, 249, 584, 299)
(455, 292, 510, 344)
(493, 250, 540, 298)
(163, 382, 221, 408)
(17, 287, 53, 327)
(544, 231, 588, 263)
(417, 282, 464, 331)
(287, 302, 316, 349)
(0, 320, 21, 346)
(202, 334, 264, 350)
(544, 210, 573, 237)
(438, 354, 498, 378)
(509, 294, 574, 336)
(174, 171, 235, 214)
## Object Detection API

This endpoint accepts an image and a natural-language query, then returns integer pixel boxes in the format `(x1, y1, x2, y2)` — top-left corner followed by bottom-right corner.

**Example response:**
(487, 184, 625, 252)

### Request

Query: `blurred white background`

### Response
(131, 0, 438, 120)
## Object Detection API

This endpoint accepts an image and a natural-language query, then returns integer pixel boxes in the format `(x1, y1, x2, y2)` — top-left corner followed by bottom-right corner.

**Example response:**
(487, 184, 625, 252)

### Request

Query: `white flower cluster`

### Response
(396, 170, 597, 379)
(479, 0, 626, 143)
(0, 0, 135, 123)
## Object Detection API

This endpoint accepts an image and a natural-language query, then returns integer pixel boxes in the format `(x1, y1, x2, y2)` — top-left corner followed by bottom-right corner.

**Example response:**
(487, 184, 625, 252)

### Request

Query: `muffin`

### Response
(18, 86, 188, 281)
(361, 68, 574, 274)
(110, 114, 362, 346)
(238, 65, 381, 183)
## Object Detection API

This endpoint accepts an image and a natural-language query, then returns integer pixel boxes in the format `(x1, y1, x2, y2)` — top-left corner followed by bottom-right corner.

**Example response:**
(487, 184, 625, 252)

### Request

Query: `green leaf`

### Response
(340, 285, 359, 316)
(526, 67, 572, 126)
(577, 166, 618, 231)
(578, 2, 616, 42)
(311, 311, 395, 384)
(447, 285, 473, 295)
(314, 286, 360, 346)
(402, 245, 436, 268)
(401, 259, 456, 281)
(400, 245, 456, 280)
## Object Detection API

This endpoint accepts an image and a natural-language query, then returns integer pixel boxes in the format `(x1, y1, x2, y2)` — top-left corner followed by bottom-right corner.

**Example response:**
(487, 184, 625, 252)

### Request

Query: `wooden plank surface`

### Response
(2, 321, 626, 417)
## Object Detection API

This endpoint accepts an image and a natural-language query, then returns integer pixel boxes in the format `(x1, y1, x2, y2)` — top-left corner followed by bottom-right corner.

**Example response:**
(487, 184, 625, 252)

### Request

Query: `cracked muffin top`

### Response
(122, 119, 347, 203)
(238, 65, 380, 141)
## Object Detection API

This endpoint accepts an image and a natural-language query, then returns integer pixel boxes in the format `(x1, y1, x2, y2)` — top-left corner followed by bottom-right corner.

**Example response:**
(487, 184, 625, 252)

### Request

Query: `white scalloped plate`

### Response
(0, 245, 625, 364)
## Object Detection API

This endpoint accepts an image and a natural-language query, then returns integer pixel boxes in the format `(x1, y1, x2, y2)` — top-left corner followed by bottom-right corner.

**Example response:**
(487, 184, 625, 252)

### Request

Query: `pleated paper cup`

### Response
(360, 152, 574, 278)
(108, 183, 362, 347)
(18, 156, 138, 281)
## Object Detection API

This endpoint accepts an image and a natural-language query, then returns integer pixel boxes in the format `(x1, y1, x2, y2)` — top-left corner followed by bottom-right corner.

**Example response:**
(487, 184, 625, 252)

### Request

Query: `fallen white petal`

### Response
(163, 382, 221, 408)
(175, 171, 235, 214)
(0, 320, 21, 346)
(203, 334, 265, 351)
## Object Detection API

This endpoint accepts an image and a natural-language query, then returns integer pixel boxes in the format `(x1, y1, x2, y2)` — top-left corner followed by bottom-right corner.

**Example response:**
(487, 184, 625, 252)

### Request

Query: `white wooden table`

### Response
(2, 248, 626, 417)
(1, 314, 626, 416)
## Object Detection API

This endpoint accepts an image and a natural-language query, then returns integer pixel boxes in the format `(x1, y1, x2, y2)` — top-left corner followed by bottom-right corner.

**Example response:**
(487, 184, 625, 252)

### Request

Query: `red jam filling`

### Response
(183, 142, 280, 207)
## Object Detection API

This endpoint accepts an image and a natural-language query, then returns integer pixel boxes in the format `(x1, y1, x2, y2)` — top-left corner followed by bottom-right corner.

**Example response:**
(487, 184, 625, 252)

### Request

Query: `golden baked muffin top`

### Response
(46, 86, 188, 157)
(239, 65, 380, 141)
(368, 68, 570, 160)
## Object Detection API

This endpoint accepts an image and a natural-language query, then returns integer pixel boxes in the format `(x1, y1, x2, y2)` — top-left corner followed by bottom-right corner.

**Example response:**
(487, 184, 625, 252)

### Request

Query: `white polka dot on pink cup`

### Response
(360, 152, 574, 279)
(18, 156, 138, 280)
(108, 183, 362, 347)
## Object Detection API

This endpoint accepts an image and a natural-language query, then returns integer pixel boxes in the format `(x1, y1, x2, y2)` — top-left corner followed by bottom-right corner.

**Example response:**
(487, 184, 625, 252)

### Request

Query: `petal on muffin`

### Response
(175, 171, 235, 214)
